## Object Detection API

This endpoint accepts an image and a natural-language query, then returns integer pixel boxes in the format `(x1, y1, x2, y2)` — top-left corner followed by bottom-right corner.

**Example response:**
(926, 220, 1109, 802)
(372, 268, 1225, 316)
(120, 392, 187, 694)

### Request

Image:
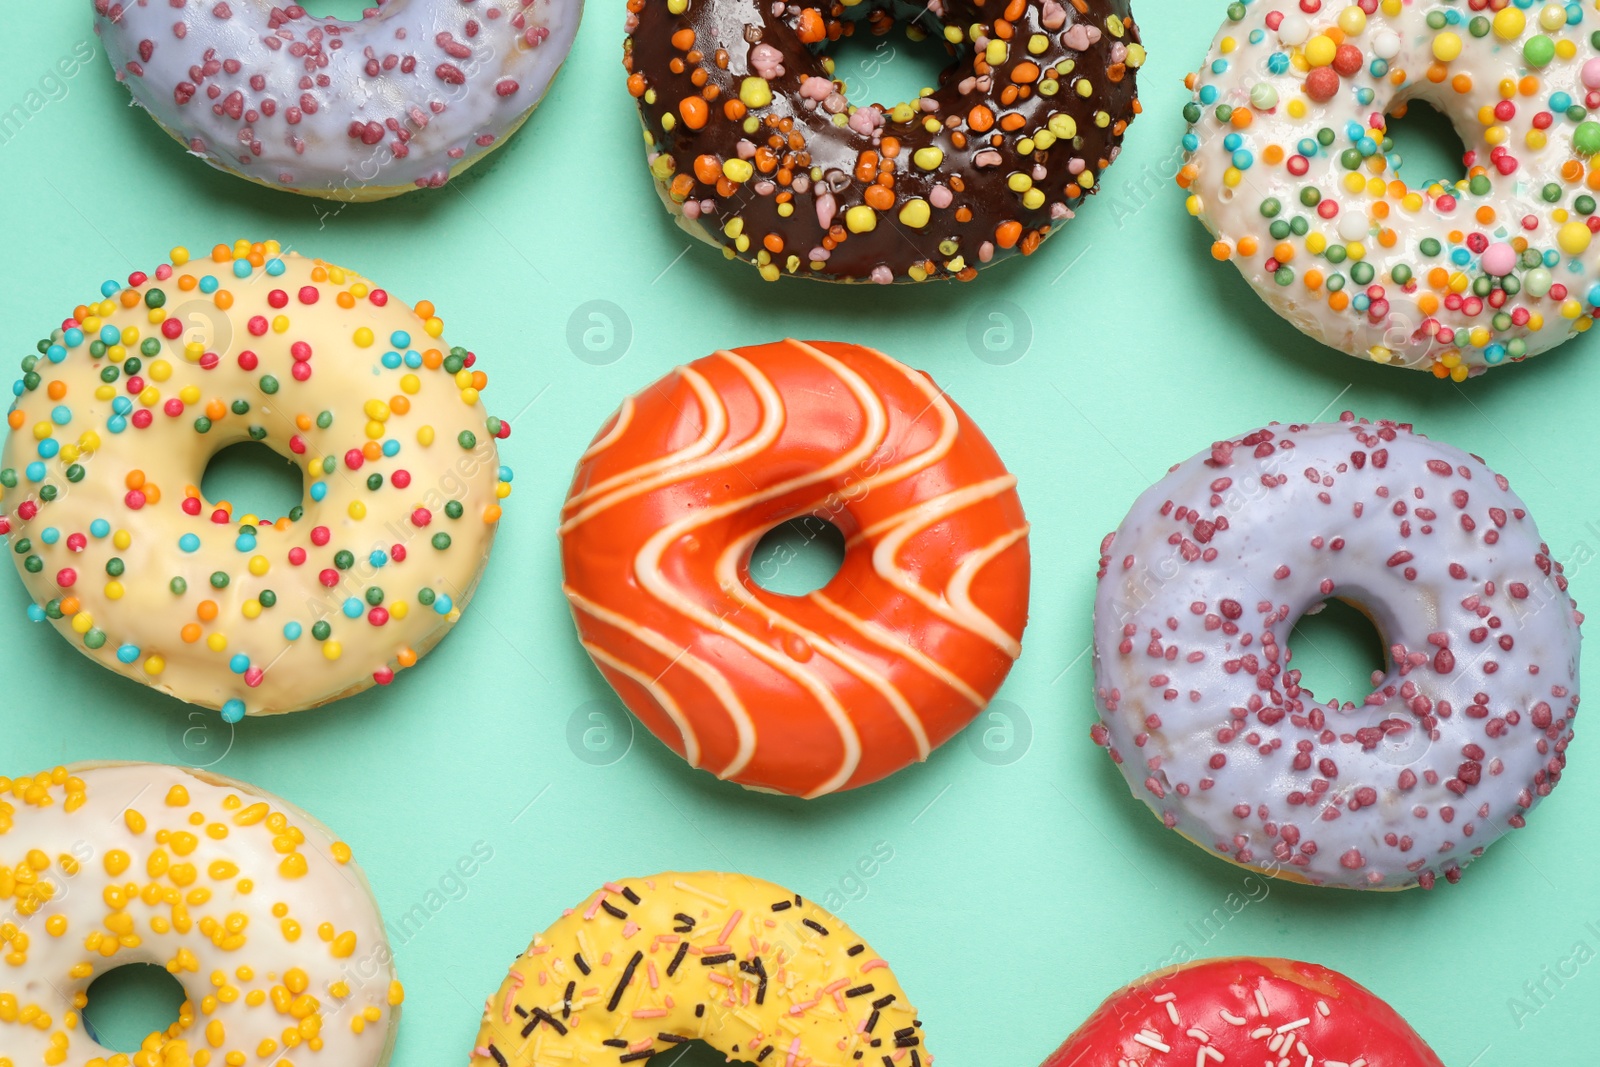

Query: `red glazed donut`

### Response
(559, 340, 1031, 797)
(1042, 958, 1444, 1067)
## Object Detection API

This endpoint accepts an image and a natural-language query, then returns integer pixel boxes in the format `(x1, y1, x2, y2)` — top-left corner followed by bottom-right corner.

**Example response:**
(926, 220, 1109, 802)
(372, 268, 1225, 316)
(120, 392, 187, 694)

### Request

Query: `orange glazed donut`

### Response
(1041, 957, 1444, 1067)
(559, 340, 1031, 798)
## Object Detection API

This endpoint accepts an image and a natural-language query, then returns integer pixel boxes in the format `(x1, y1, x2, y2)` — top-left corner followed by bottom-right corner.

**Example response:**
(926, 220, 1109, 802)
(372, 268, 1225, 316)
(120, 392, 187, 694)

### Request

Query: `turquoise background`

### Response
(4, 1, 1599, 1063)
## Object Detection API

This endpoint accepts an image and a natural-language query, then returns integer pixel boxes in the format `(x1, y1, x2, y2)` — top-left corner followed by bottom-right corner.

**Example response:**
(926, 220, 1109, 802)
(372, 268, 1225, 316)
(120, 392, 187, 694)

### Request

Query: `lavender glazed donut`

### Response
(92, 0, 583, 201)
(1092, 414, 1581, 890)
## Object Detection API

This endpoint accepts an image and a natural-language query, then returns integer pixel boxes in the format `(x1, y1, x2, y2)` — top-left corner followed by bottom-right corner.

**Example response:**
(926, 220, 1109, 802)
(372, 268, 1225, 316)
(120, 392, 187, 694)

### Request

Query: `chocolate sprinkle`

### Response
(607, 950, 645, 1012)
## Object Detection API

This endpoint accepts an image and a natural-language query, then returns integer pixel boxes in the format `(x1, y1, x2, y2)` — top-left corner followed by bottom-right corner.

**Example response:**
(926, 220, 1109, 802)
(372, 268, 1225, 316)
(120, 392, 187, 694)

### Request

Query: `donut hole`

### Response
(1386, 99, 1469, 187)
(749, 516, 846, 596)
(1286, 597, 1387, 709)
(200, 441, 305, 524)
(296, 0, 373, 17)
(81, 963, 187, 1052)
(823, 17, 958, 111)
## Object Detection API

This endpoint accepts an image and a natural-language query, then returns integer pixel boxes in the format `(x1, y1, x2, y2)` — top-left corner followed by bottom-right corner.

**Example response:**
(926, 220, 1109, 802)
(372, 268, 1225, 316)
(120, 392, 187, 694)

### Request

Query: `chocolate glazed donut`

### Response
(624, 0, 1144, 283)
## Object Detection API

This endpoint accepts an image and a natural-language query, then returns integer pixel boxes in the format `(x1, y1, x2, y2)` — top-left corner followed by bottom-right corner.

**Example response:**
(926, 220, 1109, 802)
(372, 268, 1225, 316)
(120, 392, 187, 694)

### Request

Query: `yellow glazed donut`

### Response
(0, 240, 513, 722)
(469, 871, 927, 1067)
(0, 761, 403, 1067)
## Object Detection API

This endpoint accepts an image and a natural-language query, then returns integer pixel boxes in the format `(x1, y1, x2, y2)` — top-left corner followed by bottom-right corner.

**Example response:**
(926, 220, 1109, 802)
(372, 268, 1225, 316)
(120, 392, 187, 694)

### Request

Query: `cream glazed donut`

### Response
(92, 0, 583, 200)
(1178, 1, 1600, 378)
(0, 762, 402, 1067)
(0, 239, 512, 722)
(1092, 415, 1581, 890)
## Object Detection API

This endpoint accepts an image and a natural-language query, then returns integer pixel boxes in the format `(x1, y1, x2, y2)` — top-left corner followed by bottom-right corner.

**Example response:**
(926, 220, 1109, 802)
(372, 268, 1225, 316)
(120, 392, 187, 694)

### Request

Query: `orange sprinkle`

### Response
(47, 381, 66, 401)
(1229, 108, 1252, 129)
(197, 601, 219, 623)
(125, 470, 146, 490)
(1236, 236, 1259, 257)
(996, 220, 1024, 249)
(1011, 62, 1039, 84)
(181, 623, 202, 644)
(694, 155, 722, 184)
(1262, 144, 1284, 165)
(968, 105, 995, 133)
(1211, 240, 1232, 261)
(678, 96, 708, 129)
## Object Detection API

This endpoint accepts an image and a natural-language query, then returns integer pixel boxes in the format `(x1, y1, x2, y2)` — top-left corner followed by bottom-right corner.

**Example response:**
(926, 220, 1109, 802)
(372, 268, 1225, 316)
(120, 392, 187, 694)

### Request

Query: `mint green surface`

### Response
(3, 2, 1598, 1064)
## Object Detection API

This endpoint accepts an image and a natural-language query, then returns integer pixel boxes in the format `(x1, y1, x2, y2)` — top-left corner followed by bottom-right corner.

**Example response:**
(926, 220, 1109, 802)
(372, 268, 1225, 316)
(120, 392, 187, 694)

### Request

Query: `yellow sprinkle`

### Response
(1559, 220, 1592, 255)
(845, 205, 877, 233)
(166, 785, 190, 807)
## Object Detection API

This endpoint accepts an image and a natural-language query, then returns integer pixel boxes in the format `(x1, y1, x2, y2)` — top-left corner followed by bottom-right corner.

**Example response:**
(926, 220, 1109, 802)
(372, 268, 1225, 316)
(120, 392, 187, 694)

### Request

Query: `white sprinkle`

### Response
(1254, 989, 1271, 1017)
(1154, 993, 1177, 1002)
(1187, 1028, 1211, 1043)
(672, 879, 730, 907)
(1275, 1018, 1310, 1034)
(1250, 1026, 1273, 1040)
(1133, 1031, 1172, 1053)
(1167, 1001, 1182, 1025)
(1220, 1009, 1248, 1026)
(1316, 1000, 1331, 1017)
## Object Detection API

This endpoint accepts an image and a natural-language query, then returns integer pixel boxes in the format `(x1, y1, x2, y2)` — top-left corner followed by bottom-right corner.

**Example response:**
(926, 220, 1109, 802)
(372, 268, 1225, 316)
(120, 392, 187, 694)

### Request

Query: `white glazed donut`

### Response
(1178, 1, 1600, 378)
(92, 0, 583, 201)
(1092, 415, 1582, 890)
(0, 239, 512, 722)
(0, 762, 401, 1067)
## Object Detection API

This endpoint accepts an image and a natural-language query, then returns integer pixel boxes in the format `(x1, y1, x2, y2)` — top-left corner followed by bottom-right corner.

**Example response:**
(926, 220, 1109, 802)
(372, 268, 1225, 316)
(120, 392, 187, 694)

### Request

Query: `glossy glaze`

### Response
(560, 340, 1030, 797)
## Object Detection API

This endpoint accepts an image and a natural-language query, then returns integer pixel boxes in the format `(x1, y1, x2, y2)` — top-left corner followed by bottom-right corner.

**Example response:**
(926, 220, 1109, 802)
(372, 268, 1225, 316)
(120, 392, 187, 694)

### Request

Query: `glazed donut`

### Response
(623, 0, 1144, 282)
(1178, 1, 1600, 377)
(92, 0, 582, 201)
(1040, 957, 1442, 1067)
(0, 239, 511, 721)
(0, 762, 402, 1067)
(1091, 415, 1581, 890)
(560, 340, 1031, 797)
(469, 870, 926, 1067)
